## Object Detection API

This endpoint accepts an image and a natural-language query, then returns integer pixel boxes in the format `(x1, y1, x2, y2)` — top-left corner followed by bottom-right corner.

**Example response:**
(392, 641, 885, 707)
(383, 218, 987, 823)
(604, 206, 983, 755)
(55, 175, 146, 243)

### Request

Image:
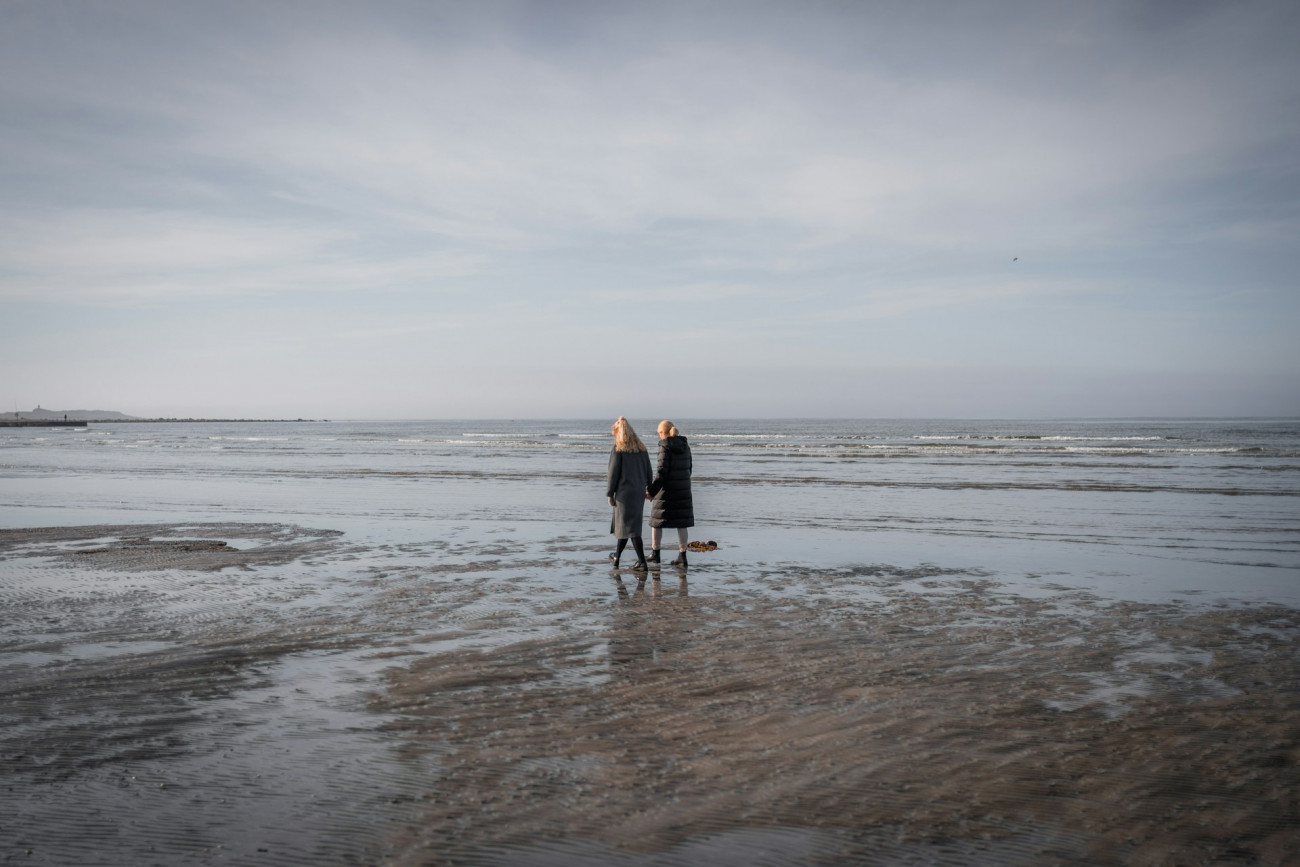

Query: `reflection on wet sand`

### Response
(611, 571, 690, 671)
(613, 569, 688, 601)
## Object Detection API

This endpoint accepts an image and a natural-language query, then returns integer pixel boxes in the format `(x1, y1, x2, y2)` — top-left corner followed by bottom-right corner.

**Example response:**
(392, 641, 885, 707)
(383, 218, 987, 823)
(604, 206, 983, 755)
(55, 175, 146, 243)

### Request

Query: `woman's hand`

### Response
(608, 496, 615, 507)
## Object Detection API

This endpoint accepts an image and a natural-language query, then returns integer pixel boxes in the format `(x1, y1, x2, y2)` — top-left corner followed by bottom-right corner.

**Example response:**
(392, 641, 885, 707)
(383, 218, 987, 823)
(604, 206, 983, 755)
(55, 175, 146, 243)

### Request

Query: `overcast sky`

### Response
(2, 0, 1297, 418)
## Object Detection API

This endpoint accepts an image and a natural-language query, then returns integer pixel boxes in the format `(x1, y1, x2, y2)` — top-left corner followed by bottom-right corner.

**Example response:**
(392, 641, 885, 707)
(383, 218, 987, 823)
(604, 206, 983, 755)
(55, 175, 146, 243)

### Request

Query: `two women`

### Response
(606, 417, 694, 570)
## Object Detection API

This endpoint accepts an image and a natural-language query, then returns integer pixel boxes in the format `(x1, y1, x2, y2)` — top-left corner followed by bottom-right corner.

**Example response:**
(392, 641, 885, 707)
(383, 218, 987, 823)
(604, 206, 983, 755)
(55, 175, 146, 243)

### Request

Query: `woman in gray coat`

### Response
(606, 416, 652, 571)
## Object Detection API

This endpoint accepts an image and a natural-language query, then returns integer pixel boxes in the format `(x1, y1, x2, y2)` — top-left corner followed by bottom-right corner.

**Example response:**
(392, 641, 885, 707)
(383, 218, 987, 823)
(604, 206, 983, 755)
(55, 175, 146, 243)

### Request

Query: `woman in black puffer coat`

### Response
(646, 420, 694, 567)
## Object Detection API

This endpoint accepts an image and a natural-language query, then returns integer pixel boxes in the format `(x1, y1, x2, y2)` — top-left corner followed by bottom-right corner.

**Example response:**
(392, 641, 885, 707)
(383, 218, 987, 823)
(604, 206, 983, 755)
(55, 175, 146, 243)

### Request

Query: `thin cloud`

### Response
(811, 278, 1065, 324)
(0, 209, 485, 303)
(339, 320, 465, 341)
(584, 282, 769, 304)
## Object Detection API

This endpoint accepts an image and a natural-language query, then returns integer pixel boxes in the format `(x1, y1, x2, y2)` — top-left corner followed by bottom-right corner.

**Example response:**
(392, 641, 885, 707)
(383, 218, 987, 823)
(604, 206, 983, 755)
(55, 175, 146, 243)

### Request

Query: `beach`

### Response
(2, 420, 1298, 865)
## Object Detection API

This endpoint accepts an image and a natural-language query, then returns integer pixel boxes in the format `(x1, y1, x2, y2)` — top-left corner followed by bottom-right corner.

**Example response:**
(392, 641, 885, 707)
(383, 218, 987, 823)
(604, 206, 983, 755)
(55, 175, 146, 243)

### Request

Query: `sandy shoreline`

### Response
(2, 523, 1298, 865)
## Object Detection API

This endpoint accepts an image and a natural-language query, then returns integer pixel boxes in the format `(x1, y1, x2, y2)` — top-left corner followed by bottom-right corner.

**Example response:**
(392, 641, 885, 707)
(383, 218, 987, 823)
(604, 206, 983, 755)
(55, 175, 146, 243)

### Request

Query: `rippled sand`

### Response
(2, 524, 1297, 865)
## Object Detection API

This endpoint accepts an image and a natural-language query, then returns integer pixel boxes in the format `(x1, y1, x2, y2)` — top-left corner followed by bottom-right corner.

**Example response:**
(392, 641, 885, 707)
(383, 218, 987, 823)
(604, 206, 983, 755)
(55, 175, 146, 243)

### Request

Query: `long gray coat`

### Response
(606, 447, 652, 539)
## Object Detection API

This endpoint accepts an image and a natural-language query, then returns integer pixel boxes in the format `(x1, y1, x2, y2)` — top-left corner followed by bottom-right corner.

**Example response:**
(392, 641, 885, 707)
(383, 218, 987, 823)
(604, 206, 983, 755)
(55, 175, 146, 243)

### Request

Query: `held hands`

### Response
(609, 492, 653, 504)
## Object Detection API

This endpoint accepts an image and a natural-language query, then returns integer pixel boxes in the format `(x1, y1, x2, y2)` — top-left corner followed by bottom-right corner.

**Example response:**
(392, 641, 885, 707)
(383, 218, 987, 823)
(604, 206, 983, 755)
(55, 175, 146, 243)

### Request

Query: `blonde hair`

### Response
(657, 419, 679, 438)
(612, 416, 647, 453)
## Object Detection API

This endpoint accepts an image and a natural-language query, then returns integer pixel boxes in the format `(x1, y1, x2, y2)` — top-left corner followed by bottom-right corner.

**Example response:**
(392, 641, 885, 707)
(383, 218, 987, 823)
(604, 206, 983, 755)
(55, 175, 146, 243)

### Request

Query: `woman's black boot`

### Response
(631, 537, 648, 572)
(671, 550, 688, 568)
(648, 549, 661, 564)
(610, 538, 629, 568)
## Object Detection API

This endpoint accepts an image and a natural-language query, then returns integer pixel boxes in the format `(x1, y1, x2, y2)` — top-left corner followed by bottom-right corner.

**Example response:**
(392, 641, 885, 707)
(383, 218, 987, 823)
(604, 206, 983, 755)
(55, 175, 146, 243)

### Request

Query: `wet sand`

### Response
(2, 523, 1298, 865)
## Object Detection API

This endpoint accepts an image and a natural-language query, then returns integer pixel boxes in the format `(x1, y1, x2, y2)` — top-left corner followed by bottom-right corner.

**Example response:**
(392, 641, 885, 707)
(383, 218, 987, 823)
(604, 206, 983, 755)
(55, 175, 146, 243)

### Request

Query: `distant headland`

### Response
(1, 407, 324, 426)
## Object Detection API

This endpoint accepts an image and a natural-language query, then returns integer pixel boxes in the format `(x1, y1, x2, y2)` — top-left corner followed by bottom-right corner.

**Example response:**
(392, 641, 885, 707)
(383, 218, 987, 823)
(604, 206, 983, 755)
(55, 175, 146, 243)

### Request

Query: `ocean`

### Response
(3, 418, 1299, 865)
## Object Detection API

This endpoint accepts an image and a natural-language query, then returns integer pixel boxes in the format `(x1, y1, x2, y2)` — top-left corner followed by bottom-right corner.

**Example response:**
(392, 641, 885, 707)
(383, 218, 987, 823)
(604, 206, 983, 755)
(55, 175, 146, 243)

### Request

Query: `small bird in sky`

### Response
(1012, 257, 1019, 261)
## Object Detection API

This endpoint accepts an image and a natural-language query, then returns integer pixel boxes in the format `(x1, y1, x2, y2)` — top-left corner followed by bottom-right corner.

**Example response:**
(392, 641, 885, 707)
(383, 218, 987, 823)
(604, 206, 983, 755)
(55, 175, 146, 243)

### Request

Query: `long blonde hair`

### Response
(612, 416, 647, 453)
(657, 419, 679, 438)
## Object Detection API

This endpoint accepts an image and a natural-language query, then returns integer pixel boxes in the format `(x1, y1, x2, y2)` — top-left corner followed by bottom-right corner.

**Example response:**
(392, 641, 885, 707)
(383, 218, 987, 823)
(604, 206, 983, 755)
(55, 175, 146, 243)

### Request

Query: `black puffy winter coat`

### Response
(647, 435, 694, 528)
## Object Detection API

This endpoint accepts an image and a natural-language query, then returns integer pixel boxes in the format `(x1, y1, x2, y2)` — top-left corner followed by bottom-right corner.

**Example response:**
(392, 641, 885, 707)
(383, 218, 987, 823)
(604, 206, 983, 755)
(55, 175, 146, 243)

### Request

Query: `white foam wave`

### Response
(912, 435, 1169, 442)
(207, 436, 290, 442)
(1039, 436, 1167, 442)
(692, 433, 791, 439)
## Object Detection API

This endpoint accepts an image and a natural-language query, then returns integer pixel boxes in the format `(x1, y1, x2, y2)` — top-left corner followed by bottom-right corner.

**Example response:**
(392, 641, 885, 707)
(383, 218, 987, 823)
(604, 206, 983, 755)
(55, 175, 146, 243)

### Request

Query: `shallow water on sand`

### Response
(2, 419, 1298, 864)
